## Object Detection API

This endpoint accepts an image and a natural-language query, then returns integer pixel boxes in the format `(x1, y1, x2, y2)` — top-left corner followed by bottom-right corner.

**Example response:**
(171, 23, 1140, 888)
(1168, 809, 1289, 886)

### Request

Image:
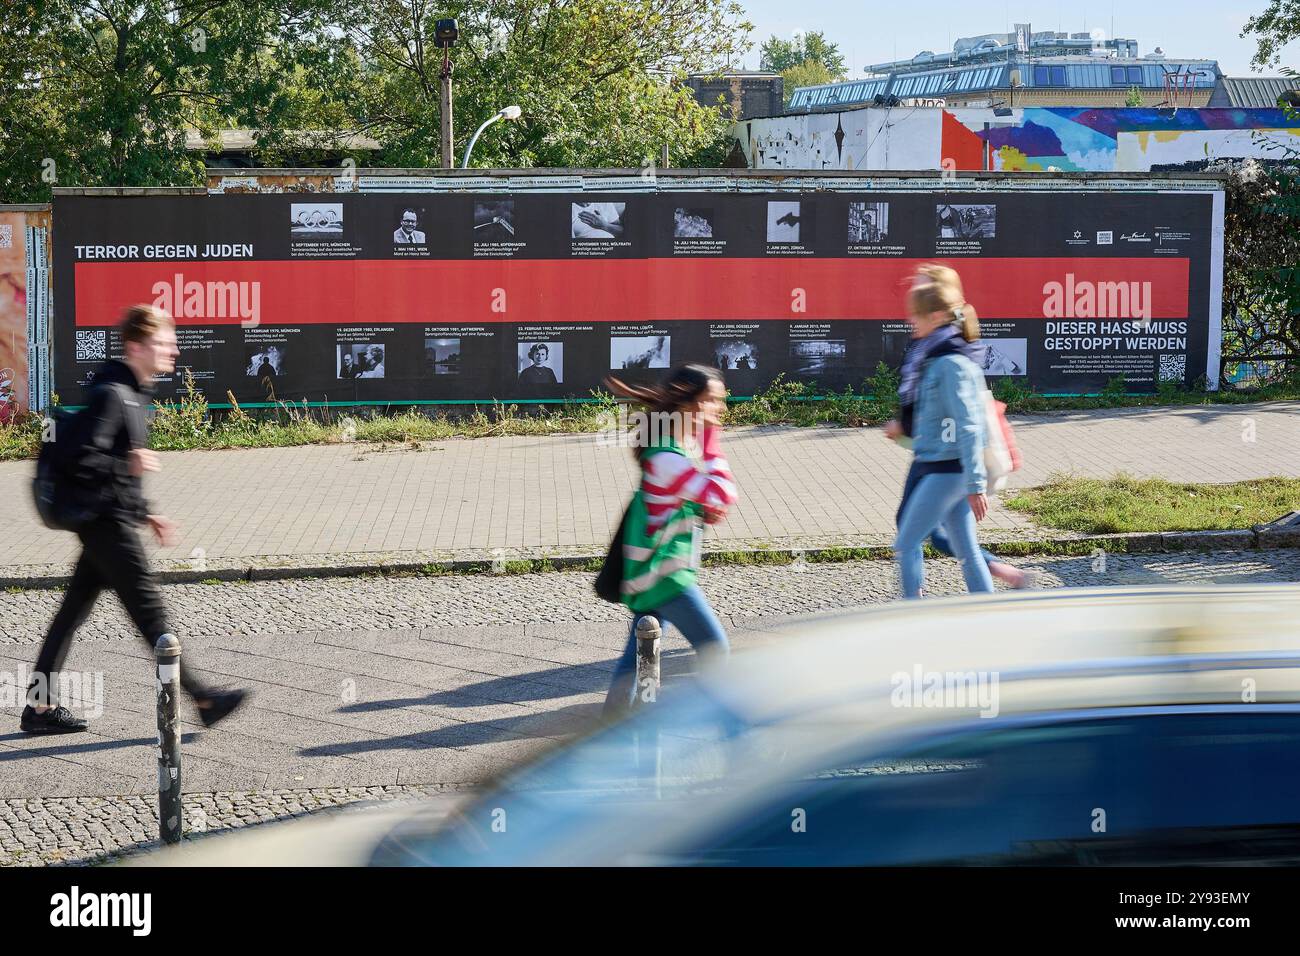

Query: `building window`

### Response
(1128, 66, 1143, 84)
(1036, 66, 1069, 86)
(1034, 65, 1050, 86)
(1111, 66, 1127, 85)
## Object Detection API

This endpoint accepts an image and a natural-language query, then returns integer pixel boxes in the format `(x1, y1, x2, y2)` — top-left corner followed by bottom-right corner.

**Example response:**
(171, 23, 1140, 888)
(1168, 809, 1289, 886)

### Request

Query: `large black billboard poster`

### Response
(52, 181, 1222, 407)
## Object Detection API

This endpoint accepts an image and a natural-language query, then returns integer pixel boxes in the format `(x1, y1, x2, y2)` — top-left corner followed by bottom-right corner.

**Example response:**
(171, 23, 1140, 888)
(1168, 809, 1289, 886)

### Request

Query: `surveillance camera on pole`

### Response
(435, 19, 459, 169)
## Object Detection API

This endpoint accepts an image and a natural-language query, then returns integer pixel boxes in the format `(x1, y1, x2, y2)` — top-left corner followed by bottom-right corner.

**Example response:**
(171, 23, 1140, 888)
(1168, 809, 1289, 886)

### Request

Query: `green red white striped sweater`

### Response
(620, 427, 738, 612)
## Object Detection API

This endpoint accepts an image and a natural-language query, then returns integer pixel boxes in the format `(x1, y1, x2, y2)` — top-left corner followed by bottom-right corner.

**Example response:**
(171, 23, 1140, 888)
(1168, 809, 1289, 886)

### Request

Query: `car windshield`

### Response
(370, 681, 847, 865)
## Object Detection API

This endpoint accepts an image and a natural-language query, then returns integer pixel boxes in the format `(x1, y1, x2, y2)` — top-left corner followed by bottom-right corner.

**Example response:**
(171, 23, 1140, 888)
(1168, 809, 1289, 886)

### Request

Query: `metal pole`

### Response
(155, 633, 182, 845)
(634, 616, 661, 707)
(632, 616, 662, 796)
(440, 49, 454, 169)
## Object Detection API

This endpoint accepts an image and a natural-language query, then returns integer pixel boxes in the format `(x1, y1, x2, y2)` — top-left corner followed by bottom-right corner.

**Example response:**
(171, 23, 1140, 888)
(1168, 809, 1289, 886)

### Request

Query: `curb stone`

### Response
(0, 526, 1296, 589)
(1257, 511, 1300, 549)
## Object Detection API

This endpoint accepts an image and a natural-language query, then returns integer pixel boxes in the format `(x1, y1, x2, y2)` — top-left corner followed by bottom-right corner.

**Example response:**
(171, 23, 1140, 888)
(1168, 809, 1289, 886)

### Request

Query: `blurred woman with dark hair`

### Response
(601, 364, 738, 716)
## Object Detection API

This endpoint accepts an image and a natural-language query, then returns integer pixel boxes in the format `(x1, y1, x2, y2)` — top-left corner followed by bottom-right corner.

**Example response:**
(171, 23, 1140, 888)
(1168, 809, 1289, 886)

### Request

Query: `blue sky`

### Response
(735, 1, 1299, 77)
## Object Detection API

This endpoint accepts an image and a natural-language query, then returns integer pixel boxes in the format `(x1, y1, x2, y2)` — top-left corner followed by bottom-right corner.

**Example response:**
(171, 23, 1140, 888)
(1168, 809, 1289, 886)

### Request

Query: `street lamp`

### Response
(462, 105, 522, 168)
(435, 19, 459, 169)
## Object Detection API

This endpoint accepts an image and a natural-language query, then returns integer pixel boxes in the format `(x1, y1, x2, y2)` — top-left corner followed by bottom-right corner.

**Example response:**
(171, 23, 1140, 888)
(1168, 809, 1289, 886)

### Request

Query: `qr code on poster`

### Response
(0, 225, 12, 249)
(75, 330, 107, 362)
(1158, 353, 1187, 382)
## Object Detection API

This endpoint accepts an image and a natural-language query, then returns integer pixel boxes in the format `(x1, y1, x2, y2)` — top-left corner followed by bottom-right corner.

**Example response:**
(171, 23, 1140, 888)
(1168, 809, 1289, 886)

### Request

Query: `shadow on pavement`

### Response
(337, 648, 696, 712)
(0, 731, 200, 759)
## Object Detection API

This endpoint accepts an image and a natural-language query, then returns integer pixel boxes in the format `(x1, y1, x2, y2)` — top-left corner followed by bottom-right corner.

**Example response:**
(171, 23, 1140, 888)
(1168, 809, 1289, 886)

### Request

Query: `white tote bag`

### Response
(981, 389, 1013, 493)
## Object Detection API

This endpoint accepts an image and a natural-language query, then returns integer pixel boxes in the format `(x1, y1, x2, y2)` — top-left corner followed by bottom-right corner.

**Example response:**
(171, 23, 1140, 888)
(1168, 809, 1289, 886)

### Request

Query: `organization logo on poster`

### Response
(1096, 230, 1113, 244)
(1120, 231, 1152, 242)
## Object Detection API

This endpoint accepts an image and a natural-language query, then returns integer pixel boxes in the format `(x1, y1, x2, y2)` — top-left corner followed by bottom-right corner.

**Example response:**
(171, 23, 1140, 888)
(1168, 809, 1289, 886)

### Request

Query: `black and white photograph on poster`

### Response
(711, 339, 758, 371)
(517, 341, 562, 385)
(338, 343, 385, 379)
(766, 201, 803, 243)
(393, 206, 428, 243)
(936, 203, 996, 240)
(612, 335, 670, 369)
(473, 201, 516, 241)
(880, 325, 913, 368)
(674, 207, 714, 238)
(571, 202, 626, 239)
(424, 338, 460, 375)
(246, 346, 286, 378)
(291, 203, 344, 236)
(790, 339, 847, 376)
(981, 338, 1027, 376)
(848, 202, 889, 243)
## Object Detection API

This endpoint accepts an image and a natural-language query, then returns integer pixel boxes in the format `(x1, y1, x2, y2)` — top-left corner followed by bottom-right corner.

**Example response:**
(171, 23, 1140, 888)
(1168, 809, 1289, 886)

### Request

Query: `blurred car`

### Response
(137, 584, 1300, 866)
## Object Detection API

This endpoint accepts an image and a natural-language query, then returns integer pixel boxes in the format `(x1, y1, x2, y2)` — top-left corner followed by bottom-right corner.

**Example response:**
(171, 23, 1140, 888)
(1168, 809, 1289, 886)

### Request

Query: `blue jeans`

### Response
(894, 471, 994, 599)
(603, 584, 730, 714)
(897, 460, 998, 568)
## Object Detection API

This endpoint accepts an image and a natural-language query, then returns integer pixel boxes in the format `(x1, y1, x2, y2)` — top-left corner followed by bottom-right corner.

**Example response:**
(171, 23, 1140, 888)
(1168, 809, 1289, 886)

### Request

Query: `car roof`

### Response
(697, 585, 1300, 730)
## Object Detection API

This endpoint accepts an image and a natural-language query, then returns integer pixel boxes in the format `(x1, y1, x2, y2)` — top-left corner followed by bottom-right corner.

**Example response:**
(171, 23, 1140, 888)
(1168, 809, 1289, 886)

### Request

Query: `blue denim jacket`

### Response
(910, 353, 988, 494)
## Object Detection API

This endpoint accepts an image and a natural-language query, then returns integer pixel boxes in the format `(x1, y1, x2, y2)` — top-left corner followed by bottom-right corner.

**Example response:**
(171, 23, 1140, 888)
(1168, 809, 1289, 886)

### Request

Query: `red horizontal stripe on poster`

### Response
(73, 257, 1191, 326)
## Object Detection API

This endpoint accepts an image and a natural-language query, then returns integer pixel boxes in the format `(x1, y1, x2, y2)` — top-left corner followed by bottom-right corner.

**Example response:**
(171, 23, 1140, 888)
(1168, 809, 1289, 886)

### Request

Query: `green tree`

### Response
(780, 60, 835, 106)
(1125, 85, 1143, 107)
(0, 0, 345, 202)
(759, 31, 846, 77)
(1242, 0, 1300, 68)
(343, 0, 753, 169)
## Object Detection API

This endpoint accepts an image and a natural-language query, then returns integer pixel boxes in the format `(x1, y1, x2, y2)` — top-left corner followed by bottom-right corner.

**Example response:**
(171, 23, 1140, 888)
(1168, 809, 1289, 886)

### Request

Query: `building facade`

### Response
(686, 71, 785, 121)
(788, 29, 1219, 111)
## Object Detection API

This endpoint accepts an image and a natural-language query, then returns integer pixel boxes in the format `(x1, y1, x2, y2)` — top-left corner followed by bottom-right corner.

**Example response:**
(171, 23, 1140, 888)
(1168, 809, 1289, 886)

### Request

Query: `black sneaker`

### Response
(20, 705, 89, 735)
(197, 688, 249, 728)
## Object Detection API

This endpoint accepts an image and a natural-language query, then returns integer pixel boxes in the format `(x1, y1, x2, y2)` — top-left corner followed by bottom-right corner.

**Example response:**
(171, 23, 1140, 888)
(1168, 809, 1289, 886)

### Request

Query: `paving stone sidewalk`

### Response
(0, 403, 1295, 573)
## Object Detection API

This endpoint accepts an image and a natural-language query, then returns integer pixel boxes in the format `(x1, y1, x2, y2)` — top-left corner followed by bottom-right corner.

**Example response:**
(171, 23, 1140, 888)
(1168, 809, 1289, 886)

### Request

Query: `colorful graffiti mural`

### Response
(0, 212, 30, 422)
(735, 107, 1300, 172)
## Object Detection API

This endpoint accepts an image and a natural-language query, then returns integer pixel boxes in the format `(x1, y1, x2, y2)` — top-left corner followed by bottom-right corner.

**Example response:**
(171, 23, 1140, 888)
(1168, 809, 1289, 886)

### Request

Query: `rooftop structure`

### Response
(789, 29, 1220, 112)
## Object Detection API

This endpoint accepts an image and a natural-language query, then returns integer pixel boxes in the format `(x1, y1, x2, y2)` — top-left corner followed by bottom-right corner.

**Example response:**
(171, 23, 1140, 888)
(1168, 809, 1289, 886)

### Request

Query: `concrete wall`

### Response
(734, 107, 1300, 172)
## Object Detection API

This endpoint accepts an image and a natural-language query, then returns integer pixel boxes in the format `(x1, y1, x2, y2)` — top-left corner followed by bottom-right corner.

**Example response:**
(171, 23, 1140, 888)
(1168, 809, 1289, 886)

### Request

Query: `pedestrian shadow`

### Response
(0, 731, 200, 759)
(298, 701, 604, 759)
(337, 649, 697, 714)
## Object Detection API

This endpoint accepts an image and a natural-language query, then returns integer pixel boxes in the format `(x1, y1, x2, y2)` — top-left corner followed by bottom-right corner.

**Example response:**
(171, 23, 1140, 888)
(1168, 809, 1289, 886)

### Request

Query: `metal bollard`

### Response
(155, 634, 182, 845)
(632, 616, 662, 797)
(633, 616, 661, 708)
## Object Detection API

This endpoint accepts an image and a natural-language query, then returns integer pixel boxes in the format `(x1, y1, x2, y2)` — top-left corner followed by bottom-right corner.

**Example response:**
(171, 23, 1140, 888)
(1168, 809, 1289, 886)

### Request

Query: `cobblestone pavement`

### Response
(0, 403, 1295, 569)
(0, 785, 460, 867)
(1, 548, 1296, 865)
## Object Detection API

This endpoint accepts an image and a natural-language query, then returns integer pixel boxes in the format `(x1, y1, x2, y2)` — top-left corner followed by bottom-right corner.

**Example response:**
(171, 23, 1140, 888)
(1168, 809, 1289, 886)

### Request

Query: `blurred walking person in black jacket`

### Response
(22, 305, 249, 734)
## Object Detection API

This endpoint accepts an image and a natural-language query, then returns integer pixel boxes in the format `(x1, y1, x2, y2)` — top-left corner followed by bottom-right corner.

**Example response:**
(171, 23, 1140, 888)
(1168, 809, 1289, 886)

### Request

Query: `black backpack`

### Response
(32, 407, 102, 531)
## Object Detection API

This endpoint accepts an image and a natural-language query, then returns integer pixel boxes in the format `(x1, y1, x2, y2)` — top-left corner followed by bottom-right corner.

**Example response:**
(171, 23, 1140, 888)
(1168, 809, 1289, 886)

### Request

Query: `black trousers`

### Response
(29, 514, 212, 707)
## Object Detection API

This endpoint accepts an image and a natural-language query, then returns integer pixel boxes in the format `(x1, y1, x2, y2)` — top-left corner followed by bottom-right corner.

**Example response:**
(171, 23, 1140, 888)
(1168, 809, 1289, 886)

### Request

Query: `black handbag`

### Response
(593, 504, 632, 604)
